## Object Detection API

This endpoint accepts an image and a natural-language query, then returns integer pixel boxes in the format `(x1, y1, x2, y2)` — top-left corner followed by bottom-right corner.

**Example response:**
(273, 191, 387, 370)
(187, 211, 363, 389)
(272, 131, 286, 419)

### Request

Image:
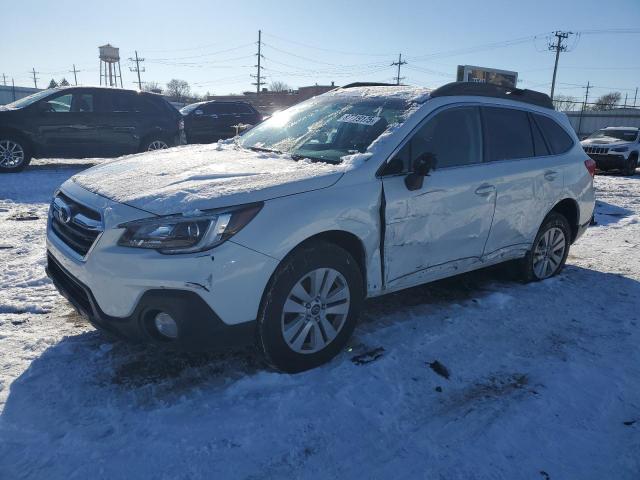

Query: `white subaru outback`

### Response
(46, 82, 596, 372)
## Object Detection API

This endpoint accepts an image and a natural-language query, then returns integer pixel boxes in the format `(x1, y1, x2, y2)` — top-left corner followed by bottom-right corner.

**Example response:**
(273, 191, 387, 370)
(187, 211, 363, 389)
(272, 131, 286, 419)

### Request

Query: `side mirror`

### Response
(404, 152, 436, 191)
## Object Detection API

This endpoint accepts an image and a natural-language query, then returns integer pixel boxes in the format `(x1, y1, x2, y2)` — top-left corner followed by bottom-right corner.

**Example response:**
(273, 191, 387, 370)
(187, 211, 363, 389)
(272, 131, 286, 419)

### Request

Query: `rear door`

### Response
(96, 90, 141, 155)
(381, 105, 497, 289)
(480, 106, 564, 258)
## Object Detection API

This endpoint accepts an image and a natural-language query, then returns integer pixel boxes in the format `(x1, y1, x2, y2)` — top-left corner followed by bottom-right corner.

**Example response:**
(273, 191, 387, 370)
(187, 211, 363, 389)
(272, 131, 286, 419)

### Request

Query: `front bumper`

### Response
(46, 252, 257, 350)
(587, 153, 627, 170)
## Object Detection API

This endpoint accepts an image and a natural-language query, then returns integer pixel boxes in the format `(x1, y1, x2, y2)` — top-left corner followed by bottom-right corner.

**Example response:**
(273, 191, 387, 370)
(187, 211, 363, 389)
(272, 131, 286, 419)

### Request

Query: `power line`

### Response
(548, 31, 573, 101)
(391, 53, 407, 85)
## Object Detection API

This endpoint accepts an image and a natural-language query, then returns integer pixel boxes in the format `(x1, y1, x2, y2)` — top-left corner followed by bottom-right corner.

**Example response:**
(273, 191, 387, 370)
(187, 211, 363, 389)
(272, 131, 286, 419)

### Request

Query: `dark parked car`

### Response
(180, 100, 262, 144)
(0, 86, 184, 172)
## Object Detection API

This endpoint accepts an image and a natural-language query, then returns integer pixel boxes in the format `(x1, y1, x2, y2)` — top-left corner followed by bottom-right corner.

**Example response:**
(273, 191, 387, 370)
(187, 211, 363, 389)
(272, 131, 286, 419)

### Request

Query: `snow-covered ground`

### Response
(0, 158, 639, 479)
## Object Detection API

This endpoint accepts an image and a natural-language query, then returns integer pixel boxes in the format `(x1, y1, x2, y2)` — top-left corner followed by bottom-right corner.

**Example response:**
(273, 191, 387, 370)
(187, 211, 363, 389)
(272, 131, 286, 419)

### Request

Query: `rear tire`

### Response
(0, 136, 31, 173)
(518, 212, 571, 283)
(140, 136, 170, 152)
(258, 240, 364, 373)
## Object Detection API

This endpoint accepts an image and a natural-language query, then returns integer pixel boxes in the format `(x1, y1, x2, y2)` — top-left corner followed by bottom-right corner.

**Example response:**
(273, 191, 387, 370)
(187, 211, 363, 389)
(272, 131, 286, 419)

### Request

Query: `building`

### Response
(205, 83, 337, 115)
(565, 107, 640, 137)
(0, 85, 42, 105)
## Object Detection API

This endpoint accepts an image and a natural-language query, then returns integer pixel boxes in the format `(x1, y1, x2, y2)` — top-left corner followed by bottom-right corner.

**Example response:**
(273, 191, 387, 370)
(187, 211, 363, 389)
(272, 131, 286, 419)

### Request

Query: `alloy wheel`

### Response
(532, 227, 566, 279)
(281, 268, 351, 354)
(147, 140, 169, 151)
(0, 140, 25, 168)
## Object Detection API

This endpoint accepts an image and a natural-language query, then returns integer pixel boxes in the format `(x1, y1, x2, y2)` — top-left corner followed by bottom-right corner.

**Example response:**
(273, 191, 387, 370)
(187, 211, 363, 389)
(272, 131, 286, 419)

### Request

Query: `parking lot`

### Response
(0, 158, 638, 478)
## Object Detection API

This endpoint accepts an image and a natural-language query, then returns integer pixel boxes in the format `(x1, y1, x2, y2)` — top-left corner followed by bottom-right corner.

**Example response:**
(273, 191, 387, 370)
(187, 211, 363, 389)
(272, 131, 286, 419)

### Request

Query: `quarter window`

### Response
(410, 106, 482, 169)
(483, 107, 534, 161)
(530, 115, 550, 156)
(533, 114, 574, 154)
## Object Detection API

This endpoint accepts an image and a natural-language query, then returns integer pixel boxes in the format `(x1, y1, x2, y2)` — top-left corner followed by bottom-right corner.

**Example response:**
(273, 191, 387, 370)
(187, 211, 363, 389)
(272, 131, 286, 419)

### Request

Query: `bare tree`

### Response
(142, 81, 163, 94)
(269, 80, 291, 93)
(592, 92, 622, 111)
(166, 79, 191, 102)
(552, 95, 578, 111)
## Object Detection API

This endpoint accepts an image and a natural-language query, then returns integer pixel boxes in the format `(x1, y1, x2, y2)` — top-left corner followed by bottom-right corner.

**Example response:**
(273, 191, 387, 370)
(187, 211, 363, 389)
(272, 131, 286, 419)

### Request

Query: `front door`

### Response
(381, 106, 496, 290)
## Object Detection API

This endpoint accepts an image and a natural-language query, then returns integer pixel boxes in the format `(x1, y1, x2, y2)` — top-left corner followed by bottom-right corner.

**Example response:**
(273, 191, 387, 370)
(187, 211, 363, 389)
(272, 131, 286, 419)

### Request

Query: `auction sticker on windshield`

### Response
(337, 114, 381, 126)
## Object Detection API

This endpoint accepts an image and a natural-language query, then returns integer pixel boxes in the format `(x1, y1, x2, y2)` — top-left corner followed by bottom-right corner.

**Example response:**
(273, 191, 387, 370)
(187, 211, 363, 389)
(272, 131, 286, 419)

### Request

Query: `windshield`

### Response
(588, 129, 638, 142)
(4, 89, 57, 109)
(180, 103, 203, 115)
(238, 95, 411, 163)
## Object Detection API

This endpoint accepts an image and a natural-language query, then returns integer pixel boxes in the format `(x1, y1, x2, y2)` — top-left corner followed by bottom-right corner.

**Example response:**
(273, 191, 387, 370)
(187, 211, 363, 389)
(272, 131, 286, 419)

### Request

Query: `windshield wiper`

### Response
(248, 146, 282, 154)
(290, 154, 338, 164)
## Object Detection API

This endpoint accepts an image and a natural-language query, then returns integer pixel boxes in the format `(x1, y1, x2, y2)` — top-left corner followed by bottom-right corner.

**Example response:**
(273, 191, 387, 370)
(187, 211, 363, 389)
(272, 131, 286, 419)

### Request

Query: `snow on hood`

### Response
(581, 136, 633, 146)
(72, 144, 347, 215)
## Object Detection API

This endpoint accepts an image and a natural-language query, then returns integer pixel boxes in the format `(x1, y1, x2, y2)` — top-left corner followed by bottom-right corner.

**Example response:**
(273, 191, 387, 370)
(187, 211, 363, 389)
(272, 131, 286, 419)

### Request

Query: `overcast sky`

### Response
(3, 0, 640, 102)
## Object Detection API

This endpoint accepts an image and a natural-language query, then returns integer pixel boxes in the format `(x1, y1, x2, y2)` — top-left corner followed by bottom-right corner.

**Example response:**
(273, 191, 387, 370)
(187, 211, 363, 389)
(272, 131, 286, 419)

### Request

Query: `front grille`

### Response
(47, 253, 93, 316)
(50, 192, 102, 257)
(584, 146, 610, 155)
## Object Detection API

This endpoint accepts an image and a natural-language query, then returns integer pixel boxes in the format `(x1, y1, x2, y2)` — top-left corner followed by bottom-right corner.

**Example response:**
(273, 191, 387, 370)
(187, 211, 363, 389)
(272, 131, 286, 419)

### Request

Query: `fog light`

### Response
(154, 312, 178, 339)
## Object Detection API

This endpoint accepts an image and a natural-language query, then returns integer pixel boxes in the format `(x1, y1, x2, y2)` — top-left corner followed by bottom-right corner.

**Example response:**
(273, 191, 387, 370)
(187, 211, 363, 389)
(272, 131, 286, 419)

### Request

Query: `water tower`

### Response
(99, 44, 123, 87)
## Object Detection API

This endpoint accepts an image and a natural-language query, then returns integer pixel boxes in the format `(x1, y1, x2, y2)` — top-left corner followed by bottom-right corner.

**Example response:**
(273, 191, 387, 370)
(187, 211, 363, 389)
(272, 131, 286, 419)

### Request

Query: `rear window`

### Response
(236, 103, 254, 114)
(533, 114, 574, 154)
(483, 107, 534, 161)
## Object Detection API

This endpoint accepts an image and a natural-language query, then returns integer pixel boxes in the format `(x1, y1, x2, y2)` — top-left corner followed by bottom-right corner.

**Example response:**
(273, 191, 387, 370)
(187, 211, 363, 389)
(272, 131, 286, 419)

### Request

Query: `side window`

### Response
(483, 107, 534, 161)
(74, 94, 94, 113)
(43, 93, 73, 112)
(104, 92, 137, 113)
(203, 103, 220, 115)
(411, 106, 482, 169)
(236, 103, 253, 114)
(529, 114, 550, 156)
(533, 114, 574, 154)
(215, 103, 236, 115)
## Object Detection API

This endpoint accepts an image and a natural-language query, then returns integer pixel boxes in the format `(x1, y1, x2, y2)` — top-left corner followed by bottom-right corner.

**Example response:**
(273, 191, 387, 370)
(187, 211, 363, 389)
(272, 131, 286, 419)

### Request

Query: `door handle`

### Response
(544, 170, 558, 181)
(475, 184, 496, 196)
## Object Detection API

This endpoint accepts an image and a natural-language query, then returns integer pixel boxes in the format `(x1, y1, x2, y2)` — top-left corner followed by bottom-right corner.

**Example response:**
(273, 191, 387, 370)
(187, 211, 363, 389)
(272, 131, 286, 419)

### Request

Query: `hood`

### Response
(581, 137, 633, 147)
(72, 143, 347, 215)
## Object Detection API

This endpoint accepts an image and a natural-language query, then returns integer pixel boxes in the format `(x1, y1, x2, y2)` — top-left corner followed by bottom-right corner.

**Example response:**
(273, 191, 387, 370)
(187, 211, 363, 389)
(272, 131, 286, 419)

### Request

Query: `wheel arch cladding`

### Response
(0, 128, 32, 150)
(551, 198, 579, 242)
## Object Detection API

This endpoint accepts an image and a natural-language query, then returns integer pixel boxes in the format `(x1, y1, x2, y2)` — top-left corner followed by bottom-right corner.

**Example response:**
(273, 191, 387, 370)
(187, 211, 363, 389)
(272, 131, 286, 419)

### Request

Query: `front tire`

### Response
(623, 155, 638, 176)
(519, 212, 571, 282)
(0, 136, 31, 173)
(258, 240, 364, 373)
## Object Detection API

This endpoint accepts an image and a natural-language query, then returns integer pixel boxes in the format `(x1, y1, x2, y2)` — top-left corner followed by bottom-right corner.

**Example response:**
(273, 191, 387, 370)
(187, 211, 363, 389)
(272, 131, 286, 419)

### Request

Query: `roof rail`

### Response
(430, 82, 554, 109)
(341, 82, 401, 89)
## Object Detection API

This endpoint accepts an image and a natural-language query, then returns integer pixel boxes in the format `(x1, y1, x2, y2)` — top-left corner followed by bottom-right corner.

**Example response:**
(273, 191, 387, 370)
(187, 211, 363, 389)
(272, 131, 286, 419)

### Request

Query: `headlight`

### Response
(117, 203, 262, 254)
(612, 146, 629, 152)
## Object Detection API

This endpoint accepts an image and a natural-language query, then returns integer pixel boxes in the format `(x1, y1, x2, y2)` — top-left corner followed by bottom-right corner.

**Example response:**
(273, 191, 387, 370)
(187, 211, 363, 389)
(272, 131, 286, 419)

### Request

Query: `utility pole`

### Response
(31, 68, 39, 88)
(633, 87, 638, 107)
(70, 64, 80, 85)
(2, 73, 6, 86)
(548, 31, 572, 101)
(577, 81, 591, 138)
(251, 30, 264, 94)
(624, 93, 628, 108)
(391, 53, 407, 86)
(128, 51, 145, 90)
(12, 78, 16, 101)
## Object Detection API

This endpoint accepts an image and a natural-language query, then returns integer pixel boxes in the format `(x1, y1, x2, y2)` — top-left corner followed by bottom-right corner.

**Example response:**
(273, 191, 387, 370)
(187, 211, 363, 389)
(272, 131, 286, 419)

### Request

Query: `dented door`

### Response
(382, 164, 496, 287)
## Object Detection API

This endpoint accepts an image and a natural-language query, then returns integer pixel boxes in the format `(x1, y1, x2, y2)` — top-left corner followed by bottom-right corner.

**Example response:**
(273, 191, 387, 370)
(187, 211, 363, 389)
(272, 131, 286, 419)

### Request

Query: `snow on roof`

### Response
(325, 85, 432, 103)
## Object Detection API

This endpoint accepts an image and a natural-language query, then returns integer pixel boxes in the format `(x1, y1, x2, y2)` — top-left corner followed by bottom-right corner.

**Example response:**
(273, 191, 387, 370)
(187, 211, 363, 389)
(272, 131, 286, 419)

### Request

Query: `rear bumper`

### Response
(46, 252, 256, 351)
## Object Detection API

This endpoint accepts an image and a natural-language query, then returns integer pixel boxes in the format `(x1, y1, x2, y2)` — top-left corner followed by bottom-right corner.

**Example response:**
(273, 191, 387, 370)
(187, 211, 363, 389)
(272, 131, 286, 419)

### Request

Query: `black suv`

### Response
(0, 86, 184, 172)
(180, 100, 262, 144)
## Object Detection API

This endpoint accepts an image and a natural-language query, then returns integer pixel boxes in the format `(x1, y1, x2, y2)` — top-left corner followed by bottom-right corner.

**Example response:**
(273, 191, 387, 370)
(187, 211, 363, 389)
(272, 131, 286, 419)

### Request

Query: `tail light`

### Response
(584, 158, 596, 178)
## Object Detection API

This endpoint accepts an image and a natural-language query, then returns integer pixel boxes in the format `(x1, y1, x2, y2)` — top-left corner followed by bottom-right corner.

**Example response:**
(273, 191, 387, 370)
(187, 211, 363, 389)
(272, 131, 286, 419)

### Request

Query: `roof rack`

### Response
(430, 82, 554, 109)
(341, 82, 401, 89)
